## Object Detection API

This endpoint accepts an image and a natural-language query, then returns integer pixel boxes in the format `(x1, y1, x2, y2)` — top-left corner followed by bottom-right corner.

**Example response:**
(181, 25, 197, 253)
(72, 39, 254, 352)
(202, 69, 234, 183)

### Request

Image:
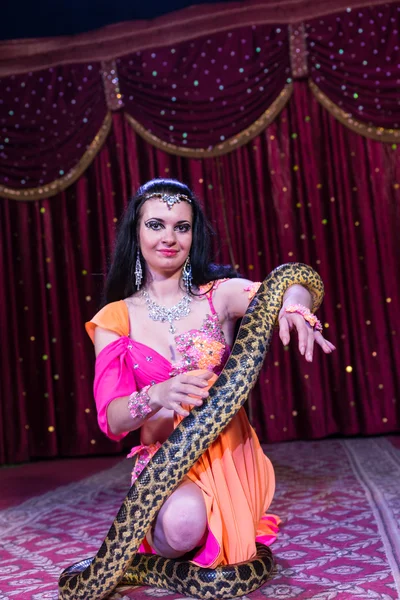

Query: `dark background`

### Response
(1, 0, 236, 40)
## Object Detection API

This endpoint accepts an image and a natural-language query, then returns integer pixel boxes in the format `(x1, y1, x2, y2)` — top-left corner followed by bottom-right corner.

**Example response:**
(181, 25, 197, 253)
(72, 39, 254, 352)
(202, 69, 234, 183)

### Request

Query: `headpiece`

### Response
(143, 192, 192, 210)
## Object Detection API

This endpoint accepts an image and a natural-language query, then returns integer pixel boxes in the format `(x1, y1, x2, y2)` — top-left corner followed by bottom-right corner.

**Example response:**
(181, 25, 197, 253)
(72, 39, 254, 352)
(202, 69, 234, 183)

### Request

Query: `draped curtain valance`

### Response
(1, 1, 399, 199)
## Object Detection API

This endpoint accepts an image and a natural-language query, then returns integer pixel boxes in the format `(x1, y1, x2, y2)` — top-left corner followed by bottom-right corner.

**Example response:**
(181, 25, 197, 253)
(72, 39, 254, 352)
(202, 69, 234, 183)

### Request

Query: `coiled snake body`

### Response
(59, 263, 324, 599)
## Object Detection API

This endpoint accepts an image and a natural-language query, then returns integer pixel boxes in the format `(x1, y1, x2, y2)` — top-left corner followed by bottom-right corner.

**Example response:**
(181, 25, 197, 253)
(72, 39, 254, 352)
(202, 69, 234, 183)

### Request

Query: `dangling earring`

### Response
(135, 249, 143, 291)
(182, 256, 193, 293)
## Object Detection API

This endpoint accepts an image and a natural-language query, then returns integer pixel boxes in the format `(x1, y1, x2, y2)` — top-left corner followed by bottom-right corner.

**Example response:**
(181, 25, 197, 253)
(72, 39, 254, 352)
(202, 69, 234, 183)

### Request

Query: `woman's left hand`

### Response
(278, 308, 336, 362)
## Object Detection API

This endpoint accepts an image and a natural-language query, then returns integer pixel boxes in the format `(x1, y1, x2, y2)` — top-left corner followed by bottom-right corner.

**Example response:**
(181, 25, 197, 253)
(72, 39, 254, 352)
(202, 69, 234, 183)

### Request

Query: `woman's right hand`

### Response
(148, 371, 213, 417)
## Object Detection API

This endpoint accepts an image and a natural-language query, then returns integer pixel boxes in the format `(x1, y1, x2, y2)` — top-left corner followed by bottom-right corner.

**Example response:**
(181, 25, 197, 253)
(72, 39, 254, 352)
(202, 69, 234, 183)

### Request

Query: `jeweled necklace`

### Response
(142, 289, 192, 334)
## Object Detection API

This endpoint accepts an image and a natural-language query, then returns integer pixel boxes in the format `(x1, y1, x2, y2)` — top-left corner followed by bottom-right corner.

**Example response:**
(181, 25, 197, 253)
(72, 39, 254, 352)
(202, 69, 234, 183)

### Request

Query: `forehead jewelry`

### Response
(144, 192, 192, 211)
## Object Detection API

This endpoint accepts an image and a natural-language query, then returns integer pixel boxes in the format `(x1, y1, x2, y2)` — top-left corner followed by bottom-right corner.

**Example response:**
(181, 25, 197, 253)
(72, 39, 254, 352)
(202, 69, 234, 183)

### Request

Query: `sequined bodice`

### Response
(125, 281, 233, 382)
(169, 313, 229, 376)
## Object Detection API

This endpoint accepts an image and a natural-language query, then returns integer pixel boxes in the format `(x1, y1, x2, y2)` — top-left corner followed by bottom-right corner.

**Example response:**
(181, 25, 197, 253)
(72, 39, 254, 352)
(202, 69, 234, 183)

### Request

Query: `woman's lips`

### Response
(158, 250, 179, 256)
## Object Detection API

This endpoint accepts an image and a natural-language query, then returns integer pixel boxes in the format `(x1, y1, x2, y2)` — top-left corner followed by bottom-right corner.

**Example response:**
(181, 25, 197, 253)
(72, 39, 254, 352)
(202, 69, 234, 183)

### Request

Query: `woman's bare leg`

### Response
(150, 478, 207, 558)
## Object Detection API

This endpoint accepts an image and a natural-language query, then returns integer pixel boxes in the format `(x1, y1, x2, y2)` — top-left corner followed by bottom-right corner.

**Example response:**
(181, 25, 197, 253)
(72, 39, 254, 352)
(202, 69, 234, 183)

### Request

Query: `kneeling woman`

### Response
(86, 178, 335, 567)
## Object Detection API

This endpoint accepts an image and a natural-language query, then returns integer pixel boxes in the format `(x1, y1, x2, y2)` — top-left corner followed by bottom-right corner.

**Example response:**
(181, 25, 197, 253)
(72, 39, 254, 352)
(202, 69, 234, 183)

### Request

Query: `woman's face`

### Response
(138, 196, 193, 278)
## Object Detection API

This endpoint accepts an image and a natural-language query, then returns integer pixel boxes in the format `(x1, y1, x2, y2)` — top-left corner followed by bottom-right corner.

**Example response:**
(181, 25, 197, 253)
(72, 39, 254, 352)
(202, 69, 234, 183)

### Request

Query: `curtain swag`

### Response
(1, 3, 400, 200)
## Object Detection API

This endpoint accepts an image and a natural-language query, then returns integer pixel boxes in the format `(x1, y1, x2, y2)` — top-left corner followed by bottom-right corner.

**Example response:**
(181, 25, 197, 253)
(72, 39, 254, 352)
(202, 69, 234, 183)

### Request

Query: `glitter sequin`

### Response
(127, 442, 162, 484)
(169, 314, 227, 377)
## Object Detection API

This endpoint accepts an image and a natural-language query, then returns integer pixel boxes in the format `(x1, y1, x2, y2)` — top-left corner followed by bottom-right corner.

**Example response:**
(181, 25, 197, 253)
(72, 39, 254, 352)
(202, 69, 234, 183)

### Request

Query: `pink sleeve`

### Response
(93, 337, 137, 441)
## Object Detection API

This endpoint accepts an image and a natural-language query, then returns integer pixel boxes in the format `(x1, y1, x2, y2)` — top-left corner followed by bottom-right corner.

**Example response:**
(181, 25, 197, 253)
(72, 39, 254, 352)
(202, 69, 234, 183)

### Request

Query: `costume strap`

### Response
(199, 279, 230, 315)
(205, 290, 217, 315)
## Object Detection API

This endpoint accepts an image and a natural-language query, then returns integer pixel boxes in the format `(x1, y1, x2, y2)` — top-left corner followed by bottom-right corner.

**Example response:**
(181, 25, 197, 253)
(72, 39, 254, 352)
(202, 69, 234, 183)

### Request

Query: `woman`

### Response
(86, 178, 335, 568)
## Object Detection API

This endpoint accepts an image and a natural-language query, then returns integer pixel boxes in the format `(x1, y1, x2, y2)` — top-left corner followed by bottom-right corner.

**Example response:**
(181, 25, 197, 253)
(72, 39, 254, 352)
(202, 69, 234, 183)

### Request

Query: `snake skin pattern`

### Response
(58, 263, 324, 600)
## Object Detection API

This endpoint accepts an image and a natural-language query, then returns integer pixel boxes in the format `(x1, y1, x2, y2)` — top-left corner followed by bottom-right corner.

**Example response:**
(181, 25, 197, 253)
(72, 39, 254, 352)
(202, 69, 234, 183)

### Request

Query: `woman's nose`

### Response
(161, 227, 177, 244)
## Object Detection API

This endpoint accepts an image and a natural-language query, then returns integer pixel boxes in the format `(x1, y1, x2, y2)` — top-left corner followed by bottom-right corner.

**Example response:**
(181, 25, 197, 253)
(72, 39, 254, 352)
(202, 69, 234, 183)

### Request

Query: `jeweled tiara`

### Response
(143, 192, 192, 210)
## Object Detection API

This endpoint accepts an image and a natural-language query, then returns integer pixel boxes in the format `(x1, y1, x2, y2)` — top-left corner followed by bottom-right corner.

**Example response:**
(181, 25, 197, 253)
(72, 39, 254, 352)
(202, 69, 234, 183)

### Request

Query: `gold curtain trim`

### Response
(125, 85, 293, 158)
(309, 81, 400, 143)
(0, 112, 113, 201)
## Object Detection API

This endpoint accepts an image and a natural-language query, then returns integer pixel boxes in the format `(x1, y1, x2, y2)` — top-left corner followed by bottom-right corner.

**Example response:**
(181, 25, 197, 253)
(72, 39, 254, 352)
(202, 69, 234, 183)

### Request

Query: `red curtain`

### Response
(1, 81, 399, 465)
(118, 23, 290, 150)
(0, 63, 108, 193)
(2, 6, 400, 199)
(307, 5, 400, 128)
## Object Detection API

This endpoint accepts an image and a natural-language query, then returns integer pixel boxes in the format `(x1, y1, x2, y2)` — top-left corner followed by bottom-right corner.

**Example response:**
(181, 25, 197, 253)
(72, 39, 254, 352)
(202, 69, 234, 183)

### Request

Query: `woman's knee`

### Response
(156, 481, 207, 553)
(162, 501, 206, 551)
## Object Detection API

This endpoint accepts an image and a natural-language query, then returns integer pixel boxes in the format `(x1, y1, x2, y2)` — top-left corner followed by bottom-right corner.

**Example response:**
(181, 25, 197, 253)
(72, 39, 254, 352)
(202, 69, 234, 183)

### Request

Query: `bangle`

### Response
(127, 385, 152, 420)
(285, 304, 323, 332)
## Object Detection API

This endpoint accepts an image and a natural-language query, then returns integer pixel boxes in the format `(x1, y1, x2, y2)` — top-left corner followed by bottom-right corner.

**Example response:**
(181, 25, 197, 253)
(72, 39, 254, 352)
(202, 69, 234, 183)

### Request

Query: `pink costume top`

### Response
(86, 280, 279, 568)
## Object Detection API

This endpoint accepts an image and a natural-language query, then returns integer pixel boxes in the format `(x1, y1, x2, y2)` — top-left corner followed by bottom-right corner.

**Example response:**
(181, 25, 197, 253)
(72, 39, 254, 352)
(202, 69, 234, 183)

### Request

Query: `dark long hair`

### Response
(102, 178, 237, 305)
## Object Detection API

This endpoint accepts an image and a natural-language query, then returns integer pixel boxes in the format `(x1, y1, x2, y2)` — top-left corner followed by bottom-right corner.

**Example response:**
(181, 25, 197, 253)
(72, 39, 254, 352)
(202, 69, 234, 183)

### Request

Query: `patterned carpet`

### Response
(0, 437, 399, 600)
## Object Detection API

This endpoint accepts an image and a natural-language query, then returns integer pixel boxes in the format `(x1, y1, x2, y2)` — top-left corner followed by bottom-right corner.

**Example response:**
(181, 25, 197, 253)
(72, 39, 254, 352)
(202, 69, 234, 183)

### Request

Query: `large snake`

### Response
(59, 263, 324, 600)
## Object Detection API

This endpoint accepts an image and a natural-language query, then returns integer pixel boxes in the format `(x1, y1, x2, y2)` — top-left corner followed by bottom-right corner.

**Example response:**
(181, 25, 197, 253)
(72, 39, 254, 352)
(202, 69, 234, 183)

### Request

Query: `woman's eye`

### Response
(176, 224, 191, 232)
(145, 221, 162, 230)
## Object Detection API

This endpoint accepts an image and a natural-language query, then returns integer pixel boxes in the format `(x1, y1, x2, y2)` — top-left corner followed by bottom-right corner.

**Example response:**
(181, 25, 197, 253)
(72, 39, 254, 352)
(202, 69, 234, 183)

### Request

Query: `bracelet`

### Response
(127, 385, 152, 420)
(285, 304, 323, 332)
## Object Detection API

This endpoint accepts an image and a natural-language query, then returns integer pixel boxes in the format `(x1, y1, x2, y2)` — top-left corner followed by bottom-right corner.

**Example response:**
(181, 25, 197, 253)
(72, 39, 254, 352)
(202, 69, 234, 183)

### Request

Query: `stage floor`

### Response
(1, 436, 399, 600)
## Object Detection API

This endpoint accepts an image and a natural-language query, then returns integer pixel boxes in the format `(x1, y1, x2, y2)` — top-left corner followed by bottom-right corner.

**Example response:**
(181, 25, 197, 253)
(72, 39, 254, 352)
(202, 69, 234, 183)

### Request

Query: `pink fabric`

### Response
(92, 288, 231, 441)
(256, 514, 281, 546)
(93, 335, 178, 440)
(127, 442, 161, 484)
(190, 527, 222, 566)
(93, 337, 138, 441)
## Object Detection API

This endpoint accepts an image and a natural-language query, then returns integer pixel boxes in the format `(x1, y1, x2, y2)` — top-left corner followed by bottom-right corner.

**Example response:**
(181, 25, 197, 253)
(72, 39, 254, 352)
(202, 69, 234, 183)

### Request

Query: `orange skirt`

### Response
(137, 371, 279, 567)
